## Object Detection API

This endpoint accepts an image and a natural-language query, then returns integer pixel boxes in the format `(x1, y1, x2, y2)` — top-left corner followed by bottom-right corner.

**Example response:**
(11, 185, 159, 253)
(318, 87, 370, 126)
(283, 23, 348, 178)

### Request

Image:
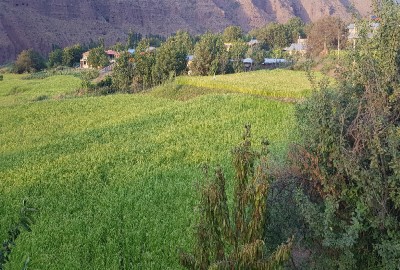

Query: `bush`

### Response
(13, 49, 46, 74)
(291, 1, 400, 268)
(180, 126, 293, 269)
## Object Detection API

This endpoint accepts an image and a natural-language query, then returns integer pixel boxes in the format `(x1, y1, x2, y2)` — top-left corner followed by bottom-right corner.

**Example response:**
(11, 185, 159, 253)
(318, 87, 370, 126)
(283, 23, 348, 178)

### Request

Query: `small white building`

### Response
(284, 37, 307, 56)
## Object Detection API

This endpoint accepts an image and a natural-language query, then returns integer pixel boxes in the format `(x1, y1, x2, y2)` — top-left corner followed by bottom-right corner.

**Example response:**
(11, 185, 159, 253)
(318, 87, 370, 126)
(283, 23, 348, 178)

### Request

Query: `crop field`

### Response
(176, 69, 317, 100)
(0, 74, 81, 107)
(0, 71, 303, 269)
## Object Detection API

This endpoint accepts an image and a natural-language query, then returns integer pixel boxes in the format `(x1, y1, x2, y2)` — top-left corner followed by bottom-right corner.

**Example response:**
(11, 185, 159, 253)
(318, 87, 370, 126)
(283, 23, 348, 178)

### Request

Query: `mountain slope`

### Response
(0, 0, 372, 64)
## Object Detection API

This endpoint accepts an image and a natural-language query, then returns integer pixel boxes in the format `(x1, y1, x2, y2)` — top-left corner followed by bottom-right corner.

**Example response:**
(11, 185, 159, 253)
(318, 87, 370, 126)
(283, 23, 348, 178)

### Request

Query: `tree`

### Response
(174, 30, 194, 54)
(48, 48, 63, 68)
(87, 46, 109, 69)
(229, 42, 247, 73)
(112, 51, 135, 92)
(126, 29, 142, 49)
(252, 23, 291, 50)
(285, 17, 306, 43)
(153, 34, 189, 84)
(13, 49, 46, 73)
(306, 17, 346, 57)
(222, 25, 244, 43)
(180, 126, 293, 269)
(191, 33, 226, 76)
(292, 1, 400, 268)
(62, 44, 84, 67)
(133, 39, 156, 90)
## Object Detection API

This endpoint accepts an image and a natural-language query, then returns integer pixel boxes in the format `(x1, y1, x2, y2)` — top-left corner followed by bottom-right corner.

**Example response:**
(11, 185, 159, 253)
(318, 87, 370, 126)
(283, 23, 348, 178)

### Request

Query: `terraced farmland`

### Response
(0, 70, 305, 269)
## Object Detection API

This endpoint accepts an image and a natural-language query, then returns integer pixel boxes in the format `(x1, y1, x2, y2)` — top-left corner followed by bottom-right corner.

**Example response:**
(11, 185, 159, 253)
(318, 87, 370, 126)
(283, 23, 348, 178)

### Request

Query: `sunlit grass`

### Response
(176, 69, 316, 99)
(0, 73, 297, 269)
(0, 73, 81, 107)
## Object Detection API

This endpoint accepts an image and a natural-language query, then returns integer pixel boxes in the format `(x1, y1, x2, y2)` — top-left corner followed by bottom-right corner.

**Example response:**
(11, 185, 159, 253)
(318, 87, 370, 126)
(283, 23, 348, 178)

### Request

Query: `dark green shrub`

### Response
(291, 1, 400, 268)
(0, 200, 36, 269)
(180, 126, 293, 269)
(13, 49, 46, 74)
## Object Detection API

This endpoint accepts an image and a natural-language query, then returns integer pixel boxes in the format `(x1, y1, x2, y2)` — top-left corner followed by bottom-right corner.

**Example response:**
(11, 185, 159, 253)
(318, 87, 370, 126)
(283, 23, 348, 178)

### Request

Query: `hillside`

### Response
(0, 0, 373, 64)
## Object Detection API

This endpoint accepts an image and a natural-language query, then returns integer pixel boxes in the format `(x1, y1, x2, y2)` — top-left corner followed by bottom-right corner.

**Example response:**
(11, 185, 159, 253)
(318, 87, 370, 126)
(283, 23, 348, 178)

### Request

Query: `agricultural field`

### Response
(0, 70, 305, 269)
(176, 69, 317, 100)
(0, 73, 81, 107)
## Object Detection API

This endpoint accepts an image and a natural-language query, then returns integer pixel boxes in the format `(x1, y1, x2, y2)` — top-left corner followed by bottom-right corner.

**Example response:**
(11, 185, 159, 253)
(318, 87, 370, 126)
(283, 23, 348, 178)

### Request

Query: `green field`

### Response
(0, 74, 81, 107)
(176, 69, 315, 100)
(0, 70, 304, 269)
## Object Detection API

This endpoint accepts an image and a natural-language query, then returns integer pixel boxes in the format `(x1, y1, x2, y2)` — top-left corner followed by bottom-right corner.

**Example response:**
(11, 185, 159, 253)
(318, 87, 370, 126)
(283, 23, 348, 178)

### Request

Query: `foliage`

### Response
(285, 17, 306, 43)
(152, 34, 190, 84)
(0, 72, 296, 268)
(222, 25, 244, 43)
(192, 33, 228, 76)
(80, 69, 99, 90)
(174, 30, 194, 54)
(87, 46, 109, 69)
(292, 1, 400, 268)
(133, 39, 157, 90)
(62, 44, 84, 67)
(251, 23, 291, 50)
(0, 200, 36, 270)
(306, 17, 346, 57)
(0, 74, 3, 81)
(48, 48, 63, 68)
(126, 29, 142, 49)
(13, 49, 46, 74)
(112, 51, 135, 92)
(180, 125, 293, 269)
(229, 42, 248, 73)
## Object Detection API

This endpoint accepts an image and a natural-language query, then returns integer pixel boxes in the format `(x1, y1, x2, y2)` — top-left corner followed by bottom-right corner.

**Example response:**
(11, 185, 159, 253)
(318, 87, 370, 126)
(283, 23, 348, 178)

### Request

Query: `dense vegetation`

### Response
(291, 1, 400, 268)
(2, 1, 400, 268)
(0, 70, 300, 269)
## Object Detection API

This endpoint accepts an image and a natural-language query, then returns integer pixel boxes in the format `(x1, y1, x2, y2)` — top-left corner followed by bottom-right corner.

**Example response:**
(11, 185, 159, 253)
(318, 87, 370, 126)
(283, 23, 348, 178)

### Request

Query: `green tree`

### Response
(112, 52, 135, 92)
(180, 126, 293, 269)
(292, 1, 400, 268)
(62, 44, 84, 67)
(229, 42, 247, 73)
(48, 48, 63, 68)
(252, 23, 291, 50)
(13, 49, 46, 73)
(133, 39, 156, 90)
(285, 17, 306, 43)
(87, 46, 109, 69)
(174, 30, 194, 54)
(192, 33, 226, 76)
(222, 25, 244, 43)
(126, 30, 142, 49)
(153, 34, 189, 84)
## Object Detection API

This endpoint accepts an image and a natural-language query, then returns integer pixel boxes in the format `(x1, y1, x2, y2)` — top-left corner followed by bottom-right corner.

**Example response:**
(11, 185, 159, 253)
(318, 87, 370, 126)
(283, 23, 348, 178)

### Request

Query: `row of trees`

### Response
(12, 15, 349, 74)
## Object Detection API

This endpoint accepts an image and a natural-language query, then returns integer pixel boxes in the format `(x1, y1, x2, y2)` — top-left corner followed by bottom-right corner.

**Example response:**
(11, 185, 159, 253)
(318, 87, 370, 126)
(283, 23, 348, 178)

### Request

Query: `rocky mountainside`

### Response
(0, 0, 372, 64)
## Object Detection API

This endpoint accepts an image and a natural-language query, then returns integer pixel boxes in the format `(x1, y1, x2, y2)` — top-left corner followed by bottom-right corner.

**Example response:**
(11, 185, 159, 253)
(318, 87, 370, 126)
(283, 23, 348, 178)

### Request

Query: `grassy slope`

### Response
(176, 69, 314, 99)
(0, 74, 81, 106)
(0, 71, 300, 269)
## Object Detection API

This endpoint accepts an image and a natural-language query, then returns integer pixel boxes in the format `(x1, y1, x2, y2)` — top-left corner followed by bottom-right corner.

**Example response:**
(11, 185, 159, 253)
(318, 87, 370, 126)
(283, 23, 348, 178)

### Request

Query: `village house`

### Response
(79, 51, 90, 69)
(105, 50, 120, 63)
(80, 49, 120, 69)
(284, 37, 307, 56)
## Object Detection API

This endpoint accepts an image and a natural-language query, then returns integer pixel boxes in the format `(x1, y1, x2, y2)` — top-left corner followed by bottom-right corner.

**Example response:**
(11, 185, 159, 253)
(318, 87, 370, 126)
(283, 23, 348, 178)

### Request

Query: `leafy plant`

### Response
(180, 125, 293, 269)
(292, 0, 400, 268)
(0, 200, 37, 270)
